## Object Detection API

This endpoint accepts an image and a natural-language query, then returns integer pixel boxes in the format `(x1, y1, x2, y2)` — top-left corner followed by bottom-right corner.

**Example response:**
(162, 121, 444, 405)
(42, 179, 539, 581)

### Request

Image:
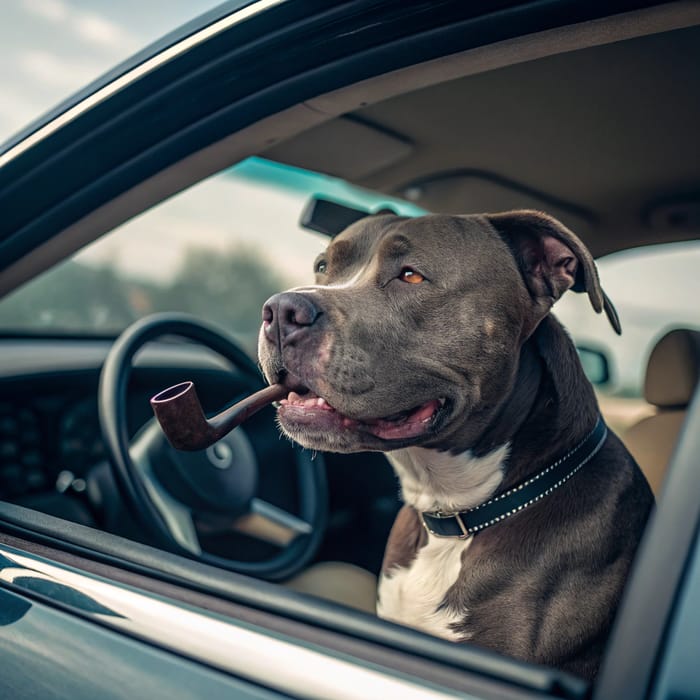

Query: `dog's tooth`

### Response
(317, 397, 326, 407)
(288, 391, 301, 403)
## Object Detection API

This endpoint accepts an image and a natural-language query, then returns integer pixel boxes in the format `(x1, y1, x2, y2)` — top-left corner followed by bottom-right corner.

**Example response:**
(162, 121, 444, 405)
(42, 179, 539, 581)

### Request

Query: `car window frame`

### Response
(0, 504, 587, 700)
(594, 388, 700, 700)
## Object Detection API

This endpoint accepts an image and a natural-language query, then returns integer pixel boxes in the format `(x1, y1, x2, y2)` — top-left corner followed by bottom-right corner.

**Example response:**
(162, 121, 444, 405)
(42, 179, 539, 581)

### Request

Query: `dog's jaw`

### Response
(275, 388, 449, 452)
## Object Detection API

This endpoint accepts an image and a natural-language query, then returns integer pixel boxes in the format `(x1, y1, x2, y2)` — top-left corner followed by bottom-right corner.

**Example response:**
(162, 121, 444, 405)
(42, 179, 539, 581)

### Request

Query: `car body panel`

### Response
(0, 535, 561, 700)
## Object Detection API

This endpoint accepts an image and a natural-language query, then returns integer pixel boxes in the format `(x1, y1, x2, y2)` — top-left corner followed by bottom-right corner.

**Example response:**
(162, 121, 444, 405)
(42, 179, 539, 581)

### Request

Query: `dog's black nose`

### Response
(262, 292, 321, 345)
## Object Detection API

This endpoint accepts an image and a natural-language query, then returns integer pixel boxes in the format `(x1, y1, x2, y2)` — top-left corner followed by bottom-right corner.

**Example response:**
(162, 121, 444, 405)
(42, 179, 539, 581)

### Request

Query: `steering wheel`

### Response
(98, 313, 327, 581)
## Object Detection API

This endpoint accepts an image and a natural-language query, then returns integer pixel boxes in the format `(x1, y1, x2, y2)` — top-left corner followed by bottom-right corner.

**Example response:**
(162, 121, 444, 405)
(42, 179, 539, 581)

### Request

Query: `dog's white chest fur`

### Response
(377, 444, 508, 641)
(387, 443, 508, 513)
(378, 536, 471, 641)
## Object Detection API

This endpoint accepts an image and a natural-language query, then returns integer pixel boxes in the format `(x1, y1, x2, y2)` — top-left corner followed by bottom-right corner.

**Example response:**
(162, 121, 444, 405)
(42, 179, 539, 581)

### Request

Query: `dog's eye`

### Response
(315, 260, 327, 274)
(399, 267, 425, 284)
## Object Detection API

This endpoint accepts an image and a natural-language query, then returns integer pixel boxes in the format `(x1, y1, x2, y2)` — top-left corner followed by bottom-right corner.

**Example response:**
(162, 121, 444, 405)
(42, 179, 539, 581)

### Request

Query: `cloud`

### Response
(17, 49, 102, 89)
(0, 85, 45, 140)
(21, 0, 141, 54)
(74, 12, 141, 52)
(21, 0, 68, 23)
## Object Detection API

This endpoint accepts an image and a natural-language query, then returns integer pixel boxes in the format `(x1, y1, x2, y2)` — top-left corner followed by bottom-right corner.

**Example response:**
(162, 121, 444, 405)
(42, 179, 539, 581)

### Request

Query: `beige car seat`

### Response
(624, 328, 700, 496)
(286, 560, 378, 613)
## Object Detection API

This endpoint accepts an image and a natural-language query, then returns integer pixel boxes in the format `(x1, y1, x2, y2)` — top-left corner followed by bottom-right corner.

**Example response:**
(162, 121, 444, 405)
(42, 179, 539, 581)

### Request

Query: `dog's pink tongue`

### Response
(367, 399, 441, 440)
(412, 400, 441, 422)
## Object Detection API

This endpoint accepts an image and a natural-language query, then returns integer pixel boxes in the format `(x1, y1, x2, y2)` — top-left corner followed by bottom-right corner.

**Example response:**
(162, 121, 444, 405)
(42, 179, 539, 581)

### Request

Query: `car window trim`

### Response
(0, 502, 588, 700)
(0, 585, 289, 700)
(0, 540, 476, 700)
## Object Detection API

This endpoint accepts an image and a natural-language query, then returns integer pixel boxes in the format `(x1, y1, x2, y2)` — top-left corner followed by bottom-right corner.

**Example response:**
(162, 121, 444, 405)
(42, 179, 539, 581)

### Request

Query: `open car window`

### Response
(0, 157, 423, 350)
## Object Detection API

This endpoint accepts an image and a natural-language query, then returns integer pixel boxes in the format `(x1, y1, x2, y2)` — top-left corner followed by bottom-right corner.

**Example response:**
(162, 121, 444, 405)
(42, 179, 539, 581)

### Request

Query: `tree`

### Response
(152, 246, 290, 349)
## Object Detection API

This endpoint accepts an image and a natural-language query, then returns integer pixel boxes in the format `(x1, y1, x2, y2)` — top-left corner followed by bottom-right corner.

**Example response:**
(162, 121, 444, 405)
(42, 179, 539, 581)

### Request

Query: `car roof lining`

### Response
(265, 4, 700, 258)
(1, 0, 697, 298)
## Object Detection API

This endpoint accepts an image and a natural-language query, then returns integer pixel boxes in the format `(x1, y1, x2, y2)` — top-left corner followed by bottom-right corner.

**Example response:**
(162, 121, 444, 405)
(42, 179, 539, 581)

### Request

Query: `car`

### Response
(0, 0, 699, 698)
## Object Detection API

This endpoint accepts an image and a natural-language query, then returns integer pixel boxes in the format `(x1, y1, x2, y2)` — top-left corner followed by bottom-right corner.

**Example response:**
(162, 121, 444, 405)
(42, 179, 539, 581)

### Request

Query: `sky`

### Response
(0, 0, 223, 143)
(1, 0, 699, 396)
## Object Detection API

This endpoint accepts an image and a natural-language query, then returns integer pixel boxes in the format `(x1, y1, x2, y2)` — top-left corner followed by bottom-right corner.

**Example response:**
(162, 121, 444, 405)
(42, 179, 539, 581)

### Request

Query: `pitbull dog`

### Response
(258, 210, 653, 680)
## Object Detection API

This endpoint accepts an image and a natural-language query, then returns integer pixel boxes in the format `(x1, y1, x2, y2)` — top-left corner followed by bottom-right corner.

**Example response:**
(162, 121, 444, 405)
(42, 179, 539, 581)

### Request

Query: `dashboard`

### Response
(0, 391, 105, 501)
(0, 337, 287, 513)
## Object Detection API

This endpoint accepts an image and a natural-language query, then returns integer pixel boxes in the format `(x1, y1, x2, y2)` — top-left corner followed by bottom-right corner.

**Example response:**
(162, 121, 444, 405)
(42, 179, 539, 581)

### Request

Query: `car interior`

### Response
(1, 2, 699, 696)
(623, 328, 700, 495)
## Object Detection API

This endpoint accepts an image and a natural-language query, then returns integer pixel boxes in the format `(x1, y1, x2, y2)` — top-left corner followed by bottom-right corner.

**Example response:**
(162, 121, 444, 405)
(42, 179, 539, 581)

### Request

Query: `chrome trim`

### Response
(0, 0, 286, 169)
(0, 542, 468, 700)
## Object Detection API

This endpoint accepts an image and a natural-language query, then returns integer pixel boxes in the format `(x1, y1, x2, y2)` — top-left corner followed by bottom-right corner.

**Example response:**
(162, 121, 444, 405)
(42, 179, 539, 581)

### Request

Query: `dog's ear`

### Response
(485, 210, 621, 335)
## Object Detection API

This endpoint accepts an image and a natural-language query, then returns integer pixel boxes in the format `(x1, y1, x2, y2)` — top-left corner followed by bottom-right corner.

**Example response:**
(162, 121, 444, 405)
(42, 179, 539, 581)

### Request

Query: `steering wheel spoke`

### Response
(233, 498, 312, 547)
(251, 498, 313, 535)
(129, 421, 202, 555)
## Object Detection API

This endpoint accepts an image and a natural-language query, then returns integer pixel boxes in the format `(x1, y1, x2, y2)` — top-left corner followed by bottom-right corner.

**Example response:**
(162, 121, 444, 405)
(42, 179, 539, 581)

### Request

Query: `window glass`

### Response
(0, 158, 424, 352)
(555, 240, 700, 431)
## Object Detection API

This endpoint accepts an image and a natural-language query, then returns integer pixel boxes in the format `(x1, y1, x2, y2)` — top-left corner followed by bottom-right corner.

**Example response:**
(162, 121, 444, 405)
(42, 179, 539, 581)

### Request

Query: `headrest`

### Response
(644, 328, 700, 408)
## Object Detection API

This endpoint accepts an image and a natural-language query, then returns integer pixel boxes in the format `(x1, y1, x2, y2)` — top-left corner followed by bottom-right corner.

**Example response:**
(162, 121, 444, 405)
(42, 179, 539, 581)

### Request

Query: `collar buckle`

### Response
(421, 510, 470, 539)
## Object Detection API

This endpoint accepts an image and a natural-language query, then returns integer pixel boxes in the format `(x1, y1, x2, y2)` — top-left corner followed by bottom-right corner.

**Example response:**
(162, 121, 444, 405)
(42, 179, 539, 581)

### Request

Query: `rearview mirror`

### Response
(300, 196, 400, 237)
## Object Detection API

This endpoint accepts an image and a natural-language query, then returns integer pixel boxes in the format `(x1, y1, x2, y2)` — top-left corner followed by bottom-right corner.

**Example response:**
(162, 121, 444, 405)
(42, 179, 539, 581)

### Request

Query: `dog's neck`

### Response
(387, 443, 509, 513)
(495, 316, 599, 492)
(388, 316, 599, 513)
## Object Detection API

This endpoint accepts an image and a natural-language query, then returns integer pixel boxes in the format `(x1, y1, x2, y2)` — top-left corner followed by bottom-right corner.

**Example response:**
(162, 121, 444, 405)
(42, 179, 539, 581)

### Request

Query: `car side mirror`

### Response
(577, 345, 611, 386)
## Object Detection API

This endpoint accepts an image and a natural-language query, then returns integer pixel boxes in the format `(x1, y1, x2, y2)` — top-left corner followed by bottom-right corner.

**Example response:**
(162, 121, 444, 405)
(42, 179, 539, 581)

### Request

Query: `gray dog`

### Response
(258, 210, 653, 679)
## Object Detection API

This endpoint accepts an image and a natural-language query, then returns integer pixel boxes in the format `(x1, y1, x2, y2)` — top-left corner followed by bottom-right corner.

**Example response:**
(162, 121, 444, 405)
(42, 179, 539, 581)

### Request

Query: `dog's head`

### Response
(258, 210, 618, 453)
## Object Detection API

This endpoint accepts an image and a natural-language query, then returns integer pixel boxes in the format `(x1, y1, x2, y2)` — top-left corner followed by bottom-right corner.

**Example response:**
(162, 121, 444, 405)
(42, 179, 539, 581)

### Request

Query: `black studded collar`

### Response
(421, 417, 608, 539)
